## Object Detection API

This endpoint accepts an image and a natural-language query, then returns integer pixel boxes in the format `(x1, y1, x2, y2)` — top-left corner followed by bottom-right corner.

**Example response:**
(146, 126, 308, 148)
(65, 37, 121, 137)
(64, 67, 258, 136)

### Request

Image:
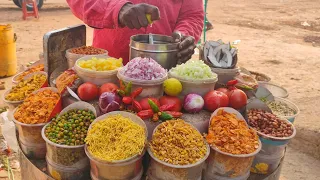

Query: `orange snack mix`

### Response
(14, 89, 60, 124)
(206, 109, 259, 155)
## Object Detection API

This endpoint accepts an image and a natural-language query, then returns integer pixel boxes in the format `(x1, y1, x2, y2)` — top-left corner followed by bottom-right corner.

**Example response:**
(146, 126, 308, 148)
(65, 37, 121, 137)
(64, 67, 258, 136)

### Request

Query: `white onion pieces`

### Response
(170, 60, 216, 80)
(120, 57, 167, 80)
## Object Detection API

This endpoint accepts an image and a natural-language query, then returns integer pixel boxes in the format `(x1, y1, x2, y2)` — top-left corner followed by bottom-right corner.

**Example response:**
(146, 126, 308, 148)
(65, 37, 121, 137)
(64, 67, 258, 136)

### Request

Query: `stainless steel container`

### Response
(129, 34, 179, 70)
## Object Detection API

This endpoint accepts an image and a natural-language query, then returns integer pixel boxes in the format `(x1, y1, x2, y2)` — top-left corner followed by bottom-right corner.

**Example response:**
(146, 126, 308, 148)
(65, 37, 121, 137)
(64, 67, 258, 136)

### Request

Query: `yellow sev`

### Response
(85, 114, 146, 161)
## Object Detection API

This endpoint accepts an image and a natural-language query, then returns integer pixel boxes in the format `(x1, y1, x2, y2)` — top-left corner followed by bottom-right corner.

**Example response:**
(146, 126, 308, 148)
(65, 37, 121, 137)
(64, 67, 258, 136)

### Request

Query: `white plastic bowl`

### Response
(117, 69, 168, 100)
(74, 55, 121, 86)
(168, 70, 218, 98)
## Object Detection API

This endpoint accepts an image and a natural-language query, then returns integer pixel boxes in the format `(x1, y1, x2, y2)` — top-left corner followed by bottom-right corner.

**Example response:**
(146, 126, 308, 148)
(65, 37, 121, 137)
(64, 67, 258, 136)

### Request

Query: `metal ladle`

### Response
(149, 33, 154, 44)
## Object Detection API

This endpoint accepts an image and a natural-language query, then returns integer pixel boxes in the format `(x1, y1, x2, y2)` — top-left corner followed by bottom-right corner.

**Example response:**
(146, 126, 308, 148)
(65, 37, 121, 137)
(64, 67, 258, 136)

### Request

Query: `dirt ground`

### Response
(0, 0, 320, 179)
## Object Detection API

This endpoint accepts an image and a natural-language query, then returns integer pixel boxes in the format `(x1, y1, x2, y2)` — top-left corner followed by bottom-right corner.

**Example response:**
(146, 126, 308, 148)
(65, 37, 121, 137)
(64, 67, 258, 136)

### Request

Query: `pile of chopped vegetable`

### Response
(170, 60, 217, 80)
(120, 57, 167, 80)
(85, 114, 146, 161)
(78, 57, 123, 71)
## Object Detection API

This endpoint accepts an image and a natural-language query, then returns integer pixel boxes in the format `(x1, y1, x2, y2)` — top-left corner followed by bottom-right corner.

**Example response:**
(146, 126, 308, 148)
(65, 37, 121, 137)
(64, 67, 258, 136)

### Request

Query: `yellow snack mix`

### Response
(16, 64, 44, 81)
(150, 120, 207, 165)
(85, 114, 146, 161)
(6, 74, 46, 101)
(78, 57, 123, 71)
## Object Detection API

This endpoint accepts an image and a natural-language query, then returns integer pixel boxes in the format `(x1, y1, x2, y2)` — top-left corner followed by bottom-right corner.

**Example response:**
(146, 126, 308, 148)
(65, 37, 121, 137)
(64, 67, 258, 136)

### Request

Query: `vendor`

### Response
(66, 0, 204, 65)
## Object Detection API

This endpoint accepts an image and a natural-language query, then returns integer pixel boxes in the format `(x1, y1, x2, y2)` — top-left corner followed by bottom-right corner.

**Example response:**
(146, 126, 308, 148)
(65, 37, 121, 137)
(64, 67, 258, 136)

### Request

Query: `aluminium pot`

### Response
(129, 34, 179, 70)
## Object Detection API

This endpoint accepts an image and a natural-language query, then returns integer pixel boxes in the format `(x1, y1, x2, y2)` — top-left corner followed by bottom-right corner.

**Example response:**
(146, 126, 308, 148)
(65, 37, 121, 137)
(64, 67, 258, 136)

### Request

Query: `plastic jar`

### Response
(268, 97, 300, 123)
(206, 107, 262, 178)
(74, 55, 120, 86)
(42, 101, 97, 167)
(168, 71, 218, 98)
(19, 140, 46, 159)
(46, 156, 89, 180)
(117, 70, 168, 100)
(251, 150, 285, 175)
(204, 170, 250, 180)
(12, 108, 47, 145)
(65, 48, 108, 68)
(182, 110, 212, 134)
(147, 144, 210, 180)
(86, 111, 148, 179)
(211, 67, 240, 87)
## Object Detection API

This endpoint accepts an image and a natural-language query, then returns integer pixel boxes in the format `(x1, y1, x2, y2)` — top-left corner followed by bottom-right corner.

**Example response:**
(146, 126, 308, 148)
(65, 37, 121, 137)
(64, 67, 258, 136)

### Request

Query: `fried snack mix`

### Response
(150, 120, 207, 165)
(16, 64, 44, 81)
(55, 69, 79, 93)
(14, 89, 60, 124)
(206, 109, 259, 155)
(6, 74, 46, 101)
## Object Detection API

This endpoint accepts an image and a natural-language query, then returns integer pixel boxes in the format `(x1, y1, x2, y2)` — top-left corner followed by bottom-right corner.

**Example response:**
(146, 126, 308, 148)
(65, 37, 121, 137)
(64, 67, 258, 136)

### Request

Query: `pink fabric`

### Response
(66, 0, 204, 64)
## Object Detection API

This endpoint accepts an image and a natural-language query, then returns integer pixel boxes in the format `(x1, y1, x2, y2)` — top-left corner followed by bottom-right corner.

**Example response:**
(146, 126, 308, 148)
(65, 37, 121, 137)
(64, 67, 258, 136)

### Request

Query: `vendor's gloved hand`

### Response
(172, 32, 196, 64)
(119, 3, 160, 29)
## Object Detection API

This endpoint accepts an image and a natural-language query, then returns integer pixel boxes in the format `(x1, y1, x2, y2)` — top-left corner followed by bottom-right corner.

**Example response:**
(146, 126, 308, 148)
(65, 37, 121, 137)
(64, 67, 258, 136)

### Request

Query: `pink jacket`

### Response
(66, 0, 204, 64)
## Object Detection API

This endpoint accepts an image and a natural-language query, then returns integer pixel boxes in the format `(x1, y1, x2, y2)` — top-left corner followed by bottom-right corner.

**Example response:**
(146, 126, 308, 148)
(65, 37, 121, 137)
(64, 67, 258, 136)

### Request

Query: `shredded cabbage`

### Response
(170, 60, 216, 80)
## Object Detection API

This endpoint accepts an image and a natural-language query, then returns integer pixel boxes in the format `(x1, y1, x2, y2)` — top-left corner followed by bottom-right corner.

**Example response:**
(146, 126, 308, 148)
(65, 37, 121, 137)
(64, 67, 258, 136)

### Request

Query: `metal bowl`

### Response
(129, 34, 179, 70)
(258, 82, 289, 98)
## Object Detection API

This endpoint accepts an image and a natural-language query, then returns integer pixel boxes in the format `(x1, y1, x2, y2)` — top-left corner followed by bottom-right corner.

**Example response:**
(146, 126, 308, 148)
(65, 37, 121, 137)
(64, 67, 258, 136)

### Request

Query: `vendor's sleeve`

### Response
(174, 0, 204, 42)
(66, 0, 130, 29)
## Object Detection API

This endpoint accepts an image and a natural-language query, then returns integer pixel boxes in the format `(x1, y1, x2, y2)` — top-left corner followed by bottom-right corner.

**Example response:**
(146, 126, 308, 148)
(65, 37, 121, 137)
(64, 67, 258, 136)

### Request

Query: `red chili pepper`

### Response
(132, 100, 142, 112)
(137, 109, 154, 119)
(164, 111, 183, 118)
(131, 87, 143, 98)
(227, 80, 238, 86)
(159, 104, 175, 111)
(122, 96, 132, 105)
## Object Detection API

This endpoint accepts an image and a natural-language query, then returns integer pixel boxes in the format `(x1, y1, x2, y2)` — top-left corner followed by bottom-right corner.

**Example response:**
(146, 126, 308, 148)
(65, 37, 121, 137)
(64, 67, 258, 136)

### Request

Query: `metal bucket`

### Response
(129, 34, 179, 70)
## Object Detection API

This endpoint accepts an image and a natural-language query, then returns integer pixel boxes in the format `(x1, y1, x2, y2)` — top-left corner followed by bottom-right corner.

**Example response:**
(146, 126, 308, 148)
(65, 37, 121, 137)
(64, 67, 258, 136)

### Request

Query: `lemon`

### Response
(163, 78, 182, 96)
(146, 14, 153, 24)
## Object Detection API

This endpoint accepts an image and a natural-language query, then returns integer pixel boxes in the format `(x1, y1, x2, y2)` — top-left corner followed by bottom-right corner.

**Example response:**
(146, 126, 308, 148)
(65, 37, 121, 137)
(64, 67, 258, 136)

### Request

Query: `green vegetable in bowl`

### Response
(45, 109, 95, 146)
(170, 60, 217, 80)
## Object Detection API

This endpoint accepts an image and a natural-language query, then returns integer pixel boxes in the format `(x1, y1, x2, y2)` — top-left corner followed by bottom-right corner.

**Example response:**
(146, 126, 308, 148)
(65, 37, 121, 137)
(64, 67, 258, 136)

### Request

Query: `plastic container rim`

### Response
(149, 121, 210, 168)
(41, 122, 85, 149)
(269, 97, 300, 119)
(65, 47, 108, 57)
(117, 68, 168, 85)
(258, 81, 289, 98)
(11, 107, 48, 127)
(85, 111, 148, 164)
(250, 118, 296, 141)
(168, 70, 218, 84)
(4, 71, 48, 104)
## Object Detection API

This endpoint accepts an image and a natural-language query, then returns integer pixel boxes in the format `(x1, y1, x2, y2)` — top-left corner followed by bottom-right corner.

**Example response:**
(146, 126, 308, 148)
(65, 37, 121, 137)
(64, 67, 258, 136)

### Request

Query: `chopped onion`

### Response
(183, 94, 204, 113)
(120, 57, 167, 80)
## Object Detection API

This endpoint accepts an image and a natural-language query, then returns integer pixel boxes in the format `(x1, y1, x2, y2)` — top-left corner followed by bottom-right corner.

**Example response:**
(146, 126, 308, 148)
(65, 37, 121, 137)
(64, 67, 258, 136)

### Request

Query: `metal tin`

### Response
(129, 34, 179, 70)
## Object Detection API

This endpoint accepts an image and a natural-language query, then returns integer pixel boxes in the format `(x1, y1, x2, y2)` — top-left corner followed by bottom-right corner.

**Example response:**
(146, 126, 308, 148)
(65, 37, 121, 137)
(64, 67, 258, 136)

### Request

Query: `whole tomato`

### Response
(216, 88, 230, 96)
(139, 98, 160, 110)
(77, 82, 99, 101)
(229, 89, 247, 109)
(99, 83, 119, 96)
(204, 90, 229, 112)
(159, 96, 182, 112)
